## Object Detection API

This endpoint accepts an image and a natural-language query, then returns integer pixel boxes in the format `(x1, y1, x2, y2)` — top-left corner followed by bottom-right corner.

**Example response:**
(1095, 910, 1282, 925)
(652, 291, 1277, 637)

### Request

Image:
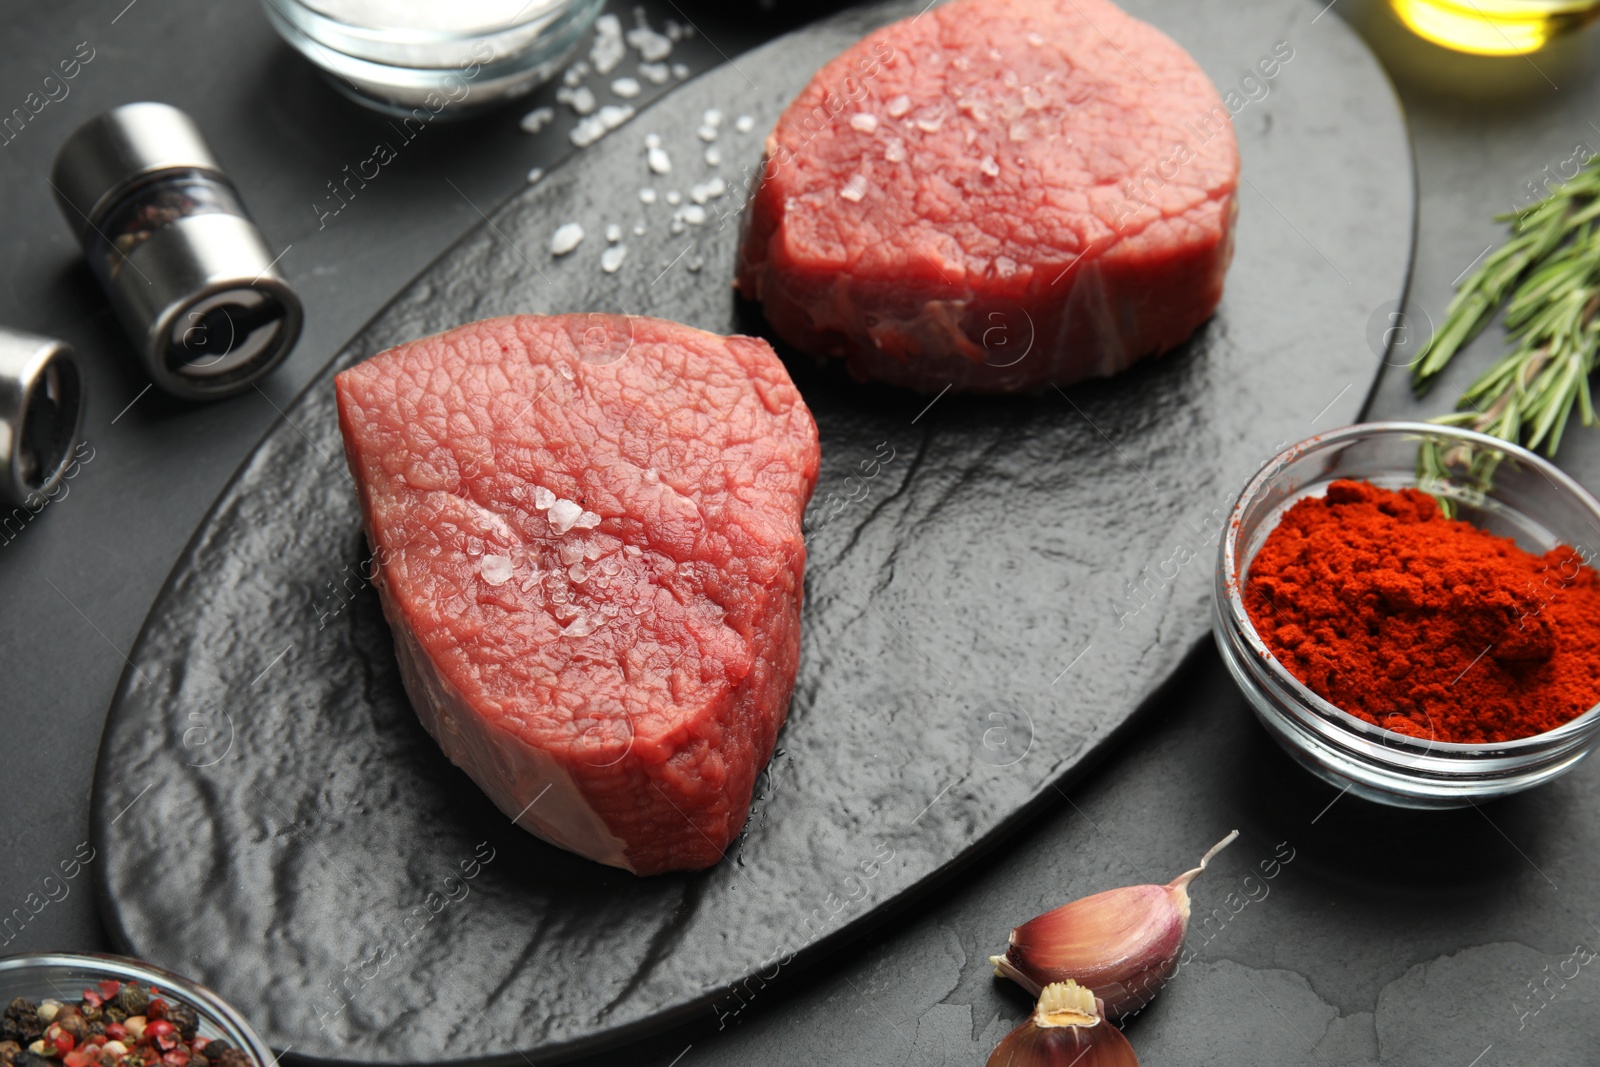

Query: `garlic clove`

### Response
(986, 980, 1140, 1067)
(991, 830, 1238, 1018)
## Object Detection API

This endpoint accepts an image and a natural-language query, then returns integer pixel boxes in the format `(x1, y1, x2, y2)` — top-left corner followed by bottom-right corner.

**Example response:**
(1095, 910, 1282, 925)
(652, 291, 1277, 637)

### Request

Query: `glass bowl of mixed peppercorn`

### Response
(0, 954, 274, 1067)
(1214, 422, 1600, 808)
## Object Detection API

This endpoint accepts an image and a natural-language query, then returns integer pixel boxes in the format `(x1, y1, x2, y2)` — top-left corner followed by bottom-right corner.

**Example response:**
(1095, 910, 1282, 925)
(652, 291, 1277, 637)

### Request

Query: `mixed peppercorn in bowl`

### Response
(0, 956, 272, 1067)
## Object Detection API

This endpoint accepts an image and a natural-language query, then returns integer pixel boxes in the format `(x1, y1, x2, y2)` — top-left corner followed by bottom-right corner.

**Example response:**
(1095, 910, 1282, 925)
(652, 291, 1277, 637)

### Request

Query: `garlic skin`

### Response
(986, 980, 1140, 1067)
(991, 830, 1238, 1018)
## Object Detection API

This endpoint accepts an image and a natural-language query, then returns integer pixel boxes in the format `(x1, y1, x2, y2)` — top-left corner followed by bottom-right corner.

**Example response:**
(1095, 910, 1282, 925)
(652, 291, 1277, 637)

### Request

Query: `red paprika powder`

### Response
(1243, 479, 1600, 743)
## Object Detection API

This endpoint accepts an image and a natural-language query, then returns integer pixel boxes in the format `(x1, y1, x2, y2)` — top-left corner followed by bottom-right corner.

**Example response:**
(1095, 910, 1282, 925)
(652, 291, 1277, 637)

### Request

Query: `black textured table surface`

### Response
(4, 2, 1600, 1066)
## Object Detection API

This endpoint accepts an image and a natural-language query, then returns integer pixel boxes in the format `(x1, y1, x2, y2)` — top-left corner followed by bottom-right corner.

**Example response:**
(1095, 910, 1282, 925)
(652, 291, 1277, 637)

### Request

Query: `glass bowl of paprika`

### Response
(1214, 421, 1600, 808)
(0, 953, 274, 1067)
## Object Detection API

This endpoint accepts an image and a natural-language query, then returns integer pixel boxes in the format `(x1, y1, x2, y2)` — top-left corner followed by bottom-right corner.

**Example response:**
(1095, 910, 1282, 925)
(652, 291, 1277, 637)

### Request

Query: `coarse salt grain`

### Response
(479, 555, 513, 586)
(648, 146, 672, 174)
(519, 106, 555, 134)
(601, 245, 627, 272)
(850, 113, 878, 133)
(550, 222, 585, 255)
(735, 114, 755, 133)
(840, 174, 868, 202)
(548, 499, 584, 534)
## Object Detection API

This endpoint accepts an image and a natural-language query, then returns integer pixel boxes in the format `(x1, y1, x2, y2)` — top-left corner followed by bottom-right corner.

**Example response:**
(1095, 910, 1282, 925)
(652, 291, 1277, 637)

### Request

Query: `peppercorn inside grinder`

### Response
(51, 103, 302, 401)
(0, 328, 86, 508)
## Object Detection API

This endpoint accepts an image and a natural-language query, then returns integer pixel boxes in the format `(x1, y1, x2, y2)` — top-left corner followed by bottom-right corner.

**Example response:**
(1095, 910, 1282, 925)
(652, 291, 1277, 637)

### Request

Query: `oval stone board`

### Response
(92, 0, 1413, 1063)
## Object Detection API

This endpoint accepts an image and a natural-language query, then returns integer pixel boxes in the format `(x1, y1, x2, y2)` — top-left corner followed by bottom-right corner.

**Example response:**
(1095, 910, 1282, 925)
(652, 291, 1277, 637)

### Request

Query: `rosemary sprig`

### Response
(1410, 159, 1600, 508)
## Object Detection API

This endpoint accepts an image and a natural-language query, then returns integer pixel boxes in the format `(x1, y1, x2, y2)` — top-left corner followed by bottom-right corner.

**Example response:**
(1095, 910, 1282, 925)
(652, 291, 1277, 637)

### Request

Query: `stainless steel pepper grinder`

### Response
(51, 102, 302, 401)
(0, 328, 86, 508)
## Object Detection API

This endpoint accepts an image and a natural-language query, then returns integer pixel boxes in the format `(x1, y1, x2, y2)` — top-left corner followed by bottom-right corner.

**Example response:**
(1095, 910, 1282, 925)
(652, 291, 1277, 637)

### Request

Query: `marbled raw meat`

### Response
(335, 314, 820, 874)
(737, 0, 1240, 392)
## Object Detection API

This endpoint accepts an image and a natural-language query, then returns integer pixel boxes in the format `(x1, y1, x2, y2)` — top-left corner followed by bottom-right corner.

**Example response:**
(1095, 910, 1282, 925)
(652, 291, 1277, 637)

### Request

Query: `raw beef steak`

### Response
(736, 0, 1240, 393)
(334, 315, 820, 875)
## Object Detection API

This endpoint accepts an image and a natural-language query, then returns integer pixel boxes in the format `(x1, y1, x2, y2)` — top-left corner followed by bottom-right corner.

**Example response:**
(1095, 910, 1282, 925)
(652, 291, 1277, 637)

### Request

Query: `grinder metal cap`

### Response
(0, 328, 86, 508)
(51, 102, 224, 242)
(51, 103, 302, 401)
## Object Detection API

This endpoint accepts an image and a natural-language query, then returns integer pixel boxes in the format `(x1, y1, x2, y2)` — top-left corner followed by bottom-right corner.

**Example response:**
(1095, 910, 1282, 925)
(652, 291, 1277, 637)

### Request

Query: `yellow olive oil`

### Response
(1388, 0, 1600, 55)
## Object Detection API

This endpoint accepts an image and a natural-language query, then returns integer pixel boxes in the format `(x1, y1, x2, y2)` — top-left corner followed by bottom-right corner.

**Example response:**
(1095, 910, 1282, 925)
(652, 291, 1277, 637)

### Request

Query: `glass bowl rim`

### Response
(0, 952, 275, 1065)
(265, 0, 588, 47)
(1219, 419, 1600, 755)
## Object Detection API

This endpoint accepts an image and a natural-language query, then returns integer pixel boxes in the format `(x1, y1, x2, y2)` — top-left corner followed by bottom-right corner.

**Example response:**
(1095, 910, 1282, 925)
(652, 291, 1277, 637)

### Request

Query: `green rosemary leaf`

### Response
(1413, 154, 1600, 470)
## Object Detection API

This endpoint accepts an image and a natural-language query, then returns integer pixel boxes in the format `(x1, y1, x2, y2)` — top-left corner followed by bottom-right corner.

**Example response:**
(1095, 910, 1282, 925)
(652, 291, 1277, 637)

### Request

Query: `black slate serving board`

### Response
(91, 0, 1413, 1062)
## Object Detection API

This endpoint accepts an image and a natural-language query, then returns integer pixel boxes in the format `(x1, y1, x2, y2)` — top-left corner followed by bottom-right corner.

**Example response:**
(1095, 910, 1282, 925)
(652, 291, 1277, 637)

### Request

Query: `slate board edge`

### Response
(1358, 71, 1422, 423)
(86, 9, 1420, 1067)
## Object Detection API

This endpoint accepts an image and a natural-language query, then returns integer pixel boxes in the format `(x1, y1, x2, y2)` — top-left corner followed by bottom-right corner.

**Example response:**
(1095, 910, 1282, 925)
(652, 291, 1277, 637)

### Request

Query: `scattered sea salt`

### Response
(605, 223, 623, 242)
(560, 541, 584, 565)
(612, 76, 641, 98)
(697, 124, 718, 142)
(598, 104, 633, 129)
(571, 117, 607, 147)
(840, 174, 868, 202)
(584, 542, 604, 560)
(557, 363, 575, 381)
(735, 114, 755, 133)
(570, 105, 634, 147)
(885, 138, 906, 163)
(525, 166, 545, 185)
(687, 255, 703, 273)
(669, 218, 686, 235)
(645, 132, 662, 149)
(560, 614, 601, 637)
(533, 487, 556, 510)
(980, 155, 1000, 177)
(548, 499, 584, 534)
(639, 61, 671, 84)
(591, 14, 626, 74)
(520, 106, 555, 134)
(665, 189, 681, 205)
(568, 562, 588, 583)
(915, 112, 945, 133)
(672, 63, 690, 79)
(639, 187, 658, 203)
(557, 85, 597, 115)
(850, 113, 879, 133)
(1027, 31, 1046, 46)
(576, 510, 602, 529)
(648, 146, 673, 174)
(550, 222, 585, 255)
(704, 146, 721, 166)
(626, 21, 673, 62)
(479, 555, 513, 586)
(625, 543, 643, 555)
(562, 62, 589, 88)
(681, 204, 707, 225)
(887, 94, 912, 117)
(601, 245, 628, 272)
(632, 222, 646, 236)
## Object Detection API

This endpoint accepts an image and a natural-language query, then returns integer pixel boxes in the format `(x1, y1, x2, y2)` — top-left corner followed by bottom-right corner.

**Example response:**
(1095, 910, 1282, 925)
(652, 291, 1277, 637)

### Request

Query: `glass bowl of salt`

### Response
(262, 0, 606, 118)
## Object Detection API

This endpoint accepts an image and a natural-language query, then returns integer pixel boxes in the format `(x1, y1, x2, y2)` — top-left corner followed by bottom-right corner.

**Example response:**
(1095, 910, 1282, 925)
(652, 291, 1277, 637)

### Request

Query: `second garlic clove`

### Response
(990, 830, 1238, 1018)
(985, 980, 1140, 1067)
